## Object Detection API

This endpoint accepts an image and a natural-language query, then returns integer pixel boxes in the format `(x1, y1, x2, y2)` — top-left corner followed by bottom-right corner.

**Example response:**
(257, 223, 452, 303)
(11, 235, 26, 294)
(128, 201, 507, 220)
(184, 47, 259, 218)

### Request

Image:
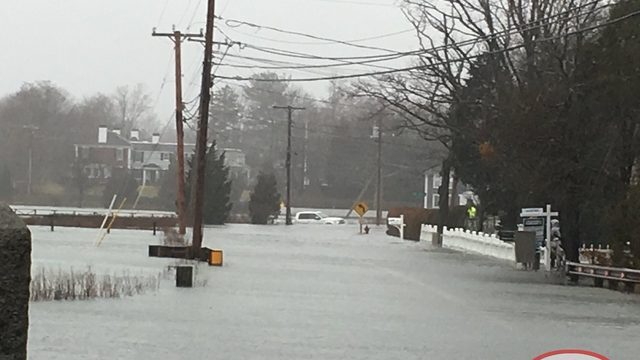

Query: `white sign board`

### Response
(521, 208, 544, 217)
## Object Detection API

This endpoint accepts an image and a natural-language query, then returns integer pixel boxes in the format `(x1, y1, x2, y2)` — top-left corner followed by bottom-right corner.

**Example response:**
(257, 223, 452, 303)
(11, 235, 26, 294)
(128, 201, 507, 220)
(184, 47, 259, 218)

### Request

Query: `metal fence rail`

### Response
(566, 261, 640, 291)
(10, 206, 176, 218)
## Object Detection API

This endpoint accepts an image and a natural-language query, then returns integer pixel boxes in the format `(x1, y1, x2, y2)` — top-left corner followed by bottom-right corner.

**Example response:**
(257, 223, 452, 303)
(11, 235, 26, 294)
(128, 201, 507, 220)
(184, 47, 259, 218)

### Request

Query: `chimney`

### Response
(112, 128, 121, 136)
(130, 129, 140, 141)
(98, 126, 108, 144)
(152, 133, 160, 144)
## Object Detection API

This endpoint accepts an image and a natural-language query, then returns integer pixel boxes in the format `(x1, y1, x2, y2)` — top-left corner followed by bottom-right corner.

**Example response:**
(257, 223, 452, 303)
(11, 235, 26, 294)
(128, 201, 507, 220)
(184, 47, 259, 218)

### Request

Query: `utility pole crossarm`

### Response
(272, 106, 306, 111)
(152, 28, 204, 40)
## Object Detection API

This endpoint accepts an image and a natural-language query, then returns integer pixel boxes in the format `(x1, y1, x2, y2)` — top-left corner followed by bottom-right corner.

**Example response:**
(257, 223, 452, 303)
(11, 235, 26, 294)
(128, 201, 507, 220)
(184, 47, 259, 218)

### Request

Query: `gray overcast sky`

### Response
(1, 0, 418, 129)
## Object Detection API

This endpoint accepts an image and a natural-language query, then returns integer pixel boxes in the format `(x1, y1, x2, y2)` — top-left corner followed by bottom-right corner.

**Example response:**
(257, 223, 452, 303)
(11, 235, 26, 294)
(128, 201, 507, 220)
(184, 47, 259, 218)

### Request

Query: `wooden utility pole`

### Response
(273, 105, 305, 225)
(374, 118, 383, 226)
(153, 28, 203, 235)
(191, 0, 216, 252)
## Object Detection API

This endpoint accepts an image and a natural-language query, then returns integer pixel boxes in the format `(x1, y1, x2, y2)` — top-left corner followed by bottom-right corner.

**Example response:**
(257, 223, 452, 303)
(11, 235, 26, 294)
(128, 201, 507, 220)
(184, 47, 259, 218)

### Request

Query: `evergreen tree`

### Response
(102, 169, 138, 208)
(210, 85, 243, 148)
(249, 172, 281, 224)
(0, 162, 13, 201)
(185, 141, 232, 225)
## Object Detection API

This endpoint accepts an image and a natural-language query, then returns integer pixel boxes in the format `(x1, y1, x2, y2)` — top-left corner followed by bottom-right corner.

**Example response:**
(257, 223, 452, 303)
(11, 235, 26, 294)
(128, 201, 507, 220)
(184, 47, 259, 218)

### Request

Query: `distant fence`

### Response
(579, 244, 613, 265)
(10, 205, 175, 218)
(11, 206, 176, 230)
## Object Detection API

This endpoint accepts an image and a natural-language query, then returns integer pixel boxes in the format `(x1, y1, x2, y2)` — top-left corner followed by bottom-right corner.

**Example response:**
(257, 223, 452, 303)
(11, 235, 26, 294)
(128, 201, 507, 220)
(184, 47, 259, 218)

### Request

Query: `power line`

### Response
(156, 0, 170, 25)
(298, 0, 399, 7)
(186, 0, 204, 30)
(224, 25, 414, 46)
(216, 0, 613, 65)
(217, 15, 402, 54)
(216, 56, 365, 77)
(213, 7, 640, 83)
(215, 78, 368, 109)
(241, 43, 397, 70)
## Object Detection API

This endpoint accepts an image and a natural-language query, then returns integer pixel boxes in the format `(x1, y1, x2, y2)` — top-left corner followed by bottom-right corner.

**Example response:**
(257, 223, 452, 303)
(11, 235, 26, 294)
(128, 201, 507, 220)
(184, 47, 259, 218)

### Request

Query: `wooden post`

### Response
(176, 266, 193, 287)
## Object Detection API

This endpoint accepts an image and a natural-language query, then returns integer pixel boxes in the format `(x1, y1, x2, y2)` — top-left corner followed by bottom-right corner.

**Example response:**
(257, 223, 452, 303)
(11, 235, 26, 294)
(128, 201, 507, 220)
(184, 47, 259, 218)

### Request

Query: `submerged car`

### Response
(294, 211, 346, 225)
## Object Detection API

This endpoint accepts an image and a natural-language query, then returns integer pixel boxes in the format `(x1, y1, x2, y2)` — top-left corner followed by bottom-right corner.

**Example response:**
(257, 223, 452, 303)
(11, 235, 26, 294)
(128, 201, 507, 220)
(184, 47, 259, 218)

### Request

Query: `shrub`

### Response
(30, 267, 160, 302)
(249, 172, 281, 224)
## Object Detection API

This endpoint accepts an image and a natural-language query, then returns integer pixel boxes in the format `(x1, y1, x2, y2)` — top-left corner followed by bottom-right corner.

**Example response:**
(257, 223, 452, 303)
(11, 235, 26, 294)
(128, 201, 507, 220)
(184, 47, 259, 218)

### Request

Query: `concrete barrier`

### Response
(422, 225, 516, 262)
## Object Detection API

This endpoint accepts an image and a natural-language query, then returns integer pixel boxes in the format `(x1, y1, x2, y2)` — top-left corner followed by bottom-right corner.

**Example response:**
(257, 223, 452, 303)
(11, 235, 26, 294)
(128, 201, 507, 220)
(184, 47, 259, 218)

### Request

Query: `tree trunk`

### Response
(435, 158, 452, 247)
(477, 202, 485, 232)
(450, 173, 459, 208)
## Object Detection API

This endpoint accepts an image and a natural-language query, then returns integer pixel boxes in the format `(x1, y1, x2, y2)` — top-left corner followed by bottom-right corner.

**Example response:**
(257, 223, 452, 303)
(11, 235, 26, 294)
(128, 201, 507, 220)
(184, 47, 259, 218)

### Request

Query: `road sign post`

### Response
(520, 204, 559, 271)
(353, 202, 369, 233)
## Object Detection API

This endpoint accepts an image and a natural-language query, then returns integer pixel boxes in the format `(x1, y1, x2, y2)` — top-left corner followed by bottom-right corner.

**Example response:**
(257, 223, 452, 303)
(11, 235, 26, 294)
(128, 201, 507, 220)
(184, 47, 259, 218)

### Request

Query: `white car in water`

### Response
(294, 211, 346, 225)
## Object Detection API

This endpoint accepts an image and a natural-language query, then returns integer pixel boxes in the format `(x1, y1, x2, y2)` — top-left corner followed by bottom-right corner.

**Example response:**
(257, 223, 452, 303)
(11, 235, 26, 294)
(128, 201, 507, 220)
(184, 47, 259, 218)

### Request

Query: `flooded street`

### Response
(28, 225, 640, 359)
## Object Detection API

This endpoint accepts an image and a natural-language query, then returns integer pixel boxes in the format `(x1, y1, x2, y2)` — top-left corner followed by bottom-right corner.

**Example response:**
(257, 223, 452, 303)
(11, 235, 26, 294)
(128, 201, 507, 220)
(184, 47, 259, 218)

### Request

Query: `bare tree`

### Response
(112, 84, 156, 135)
(354, 0, 607, 245)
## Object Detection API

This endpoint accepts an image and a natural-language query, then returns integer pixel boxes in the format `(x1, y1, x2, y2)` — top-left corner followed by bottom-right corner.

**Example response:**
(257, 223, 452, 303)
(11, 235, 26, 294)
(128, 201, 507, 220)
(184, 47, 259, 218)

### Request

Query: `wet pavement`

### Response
(28, 225, 640, 359)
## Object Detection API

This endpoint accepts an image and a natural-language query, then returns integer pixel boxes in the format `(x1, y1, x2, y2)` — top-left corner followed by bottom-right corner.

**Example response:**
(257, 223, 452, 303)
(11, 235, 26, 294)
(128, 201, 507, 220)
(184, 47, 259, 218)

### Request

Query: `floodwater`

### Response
(28, 225, 640, 359)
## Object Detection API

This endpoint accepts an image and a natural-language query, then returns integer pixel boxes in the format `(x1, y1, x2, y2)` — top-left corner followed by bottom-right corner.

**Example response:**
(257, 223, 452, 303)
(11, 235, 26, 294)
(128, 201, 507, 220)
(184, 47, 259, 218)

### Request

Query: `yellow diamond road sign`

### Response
(353, 202, 369, 217)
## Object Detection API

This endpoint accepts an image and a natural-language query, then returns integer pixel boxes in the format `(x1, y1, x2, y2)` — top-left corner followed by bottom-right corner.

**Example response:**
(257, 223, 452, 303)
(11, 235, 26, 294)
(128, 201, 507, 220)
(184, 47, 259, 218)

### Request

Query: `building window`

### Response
(433, 175, 442, 189)
(116, 148, 124, 161)
(134, 151, 144, 163)
(433, 174, 454, 189)
(79, 147, 89, 159)
(432, 194, 440, 208)
(161, 152, 172, 161)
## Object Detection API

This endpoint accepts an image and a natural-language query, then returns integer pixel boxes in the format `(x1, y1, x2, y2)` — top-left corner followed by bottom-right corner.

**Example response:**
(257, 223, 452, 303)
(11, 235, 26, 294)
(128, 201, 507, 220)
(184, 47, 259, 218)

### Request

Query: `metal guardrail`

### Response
(10, 206, 176, 218)
(566, 261, 640, 291)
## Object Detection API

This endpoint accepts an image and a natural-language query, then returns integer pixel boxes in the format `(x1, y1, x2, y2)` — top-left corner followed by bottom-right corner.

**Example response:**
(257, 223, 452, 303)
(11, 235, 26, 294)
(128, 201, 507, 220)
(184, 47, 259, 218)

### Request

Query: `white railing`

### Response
(422, 225, 516, 262)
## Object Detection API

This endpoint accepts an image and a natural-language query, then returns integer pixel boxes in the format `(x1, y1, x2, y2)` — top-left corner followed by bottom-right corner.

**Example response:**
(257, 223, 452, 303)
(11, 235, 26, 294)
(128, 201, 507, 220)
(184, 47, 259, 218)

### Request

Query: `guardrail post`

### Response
(624, 282, 636, 293)
(153, 221, 157, 236)
(594, 278, 604, 287)
(49, 214, 54, 232)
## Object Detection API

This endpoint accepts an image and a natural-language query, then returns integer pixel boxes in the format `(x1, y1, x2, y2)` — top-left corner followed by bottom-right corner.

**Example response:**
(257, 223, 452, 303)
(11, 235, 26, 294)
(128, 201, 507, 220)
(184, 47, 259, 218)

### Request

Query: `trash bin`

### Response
(515, 231, 537, 269)
(176, 266, 193, 287)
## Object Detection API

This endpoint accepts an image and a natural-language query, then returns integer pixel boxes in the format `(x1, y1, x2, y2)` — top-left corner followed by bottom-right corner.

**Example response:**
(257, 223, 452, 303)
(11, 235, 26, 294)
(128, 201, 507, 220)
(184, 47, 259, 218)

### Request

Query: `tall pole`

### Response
(27, 145, 32, 196)
(375, 118, 383, 226)
(173, 32, 186, 235)
(153, 28, 203, 235)
(191, 0, 216, 253)
(273, 105, 305, 225)
(286, 110, 292, 226)
(303, 118, 308, 192)
(23, 125, 38, 196)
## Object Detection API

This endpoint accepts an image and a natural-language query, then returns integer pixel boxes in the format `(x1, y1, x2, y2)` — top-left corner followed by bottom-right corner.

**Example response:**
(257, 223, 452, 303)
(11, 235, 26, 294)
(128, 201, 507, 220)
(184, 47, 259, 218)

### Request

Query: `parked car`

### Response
(294, 211, 346, 225)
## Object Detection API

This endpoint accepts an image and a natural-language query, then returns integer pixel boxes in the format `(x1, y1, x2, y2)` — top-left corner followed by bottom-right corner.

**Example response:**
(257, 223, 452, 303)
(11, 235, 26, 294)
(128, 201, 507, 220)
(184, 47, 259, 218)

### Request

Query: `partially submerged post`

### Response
(0, 203, 31, 358)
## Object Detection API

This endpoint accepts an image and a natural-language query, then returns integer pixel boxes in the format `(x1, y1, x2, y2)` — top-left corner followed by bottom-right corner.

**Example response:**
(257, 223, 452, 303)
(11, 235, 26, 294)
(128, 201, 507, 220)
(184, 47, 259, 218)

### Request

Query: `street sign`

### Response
(521, 208, 544, 217)
(353, 202, 369, 217)
(520, 204, 559, 272)
(523, 217, 545, 248)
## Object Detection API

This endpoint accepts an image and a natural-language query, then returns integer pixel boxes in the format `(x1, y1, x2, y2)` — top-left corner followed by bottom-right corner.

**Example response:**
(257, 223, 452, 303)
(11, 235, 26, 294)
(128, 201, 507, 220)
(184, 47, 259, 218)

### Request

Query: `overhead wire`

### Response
(186, 0, 204, 31)
(224, 26, 415, 46)
(214, 6, 640, 83)
(214, 0, 612, 65)
(298, 0, 400, 7)
(217, 15, 402, 54)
